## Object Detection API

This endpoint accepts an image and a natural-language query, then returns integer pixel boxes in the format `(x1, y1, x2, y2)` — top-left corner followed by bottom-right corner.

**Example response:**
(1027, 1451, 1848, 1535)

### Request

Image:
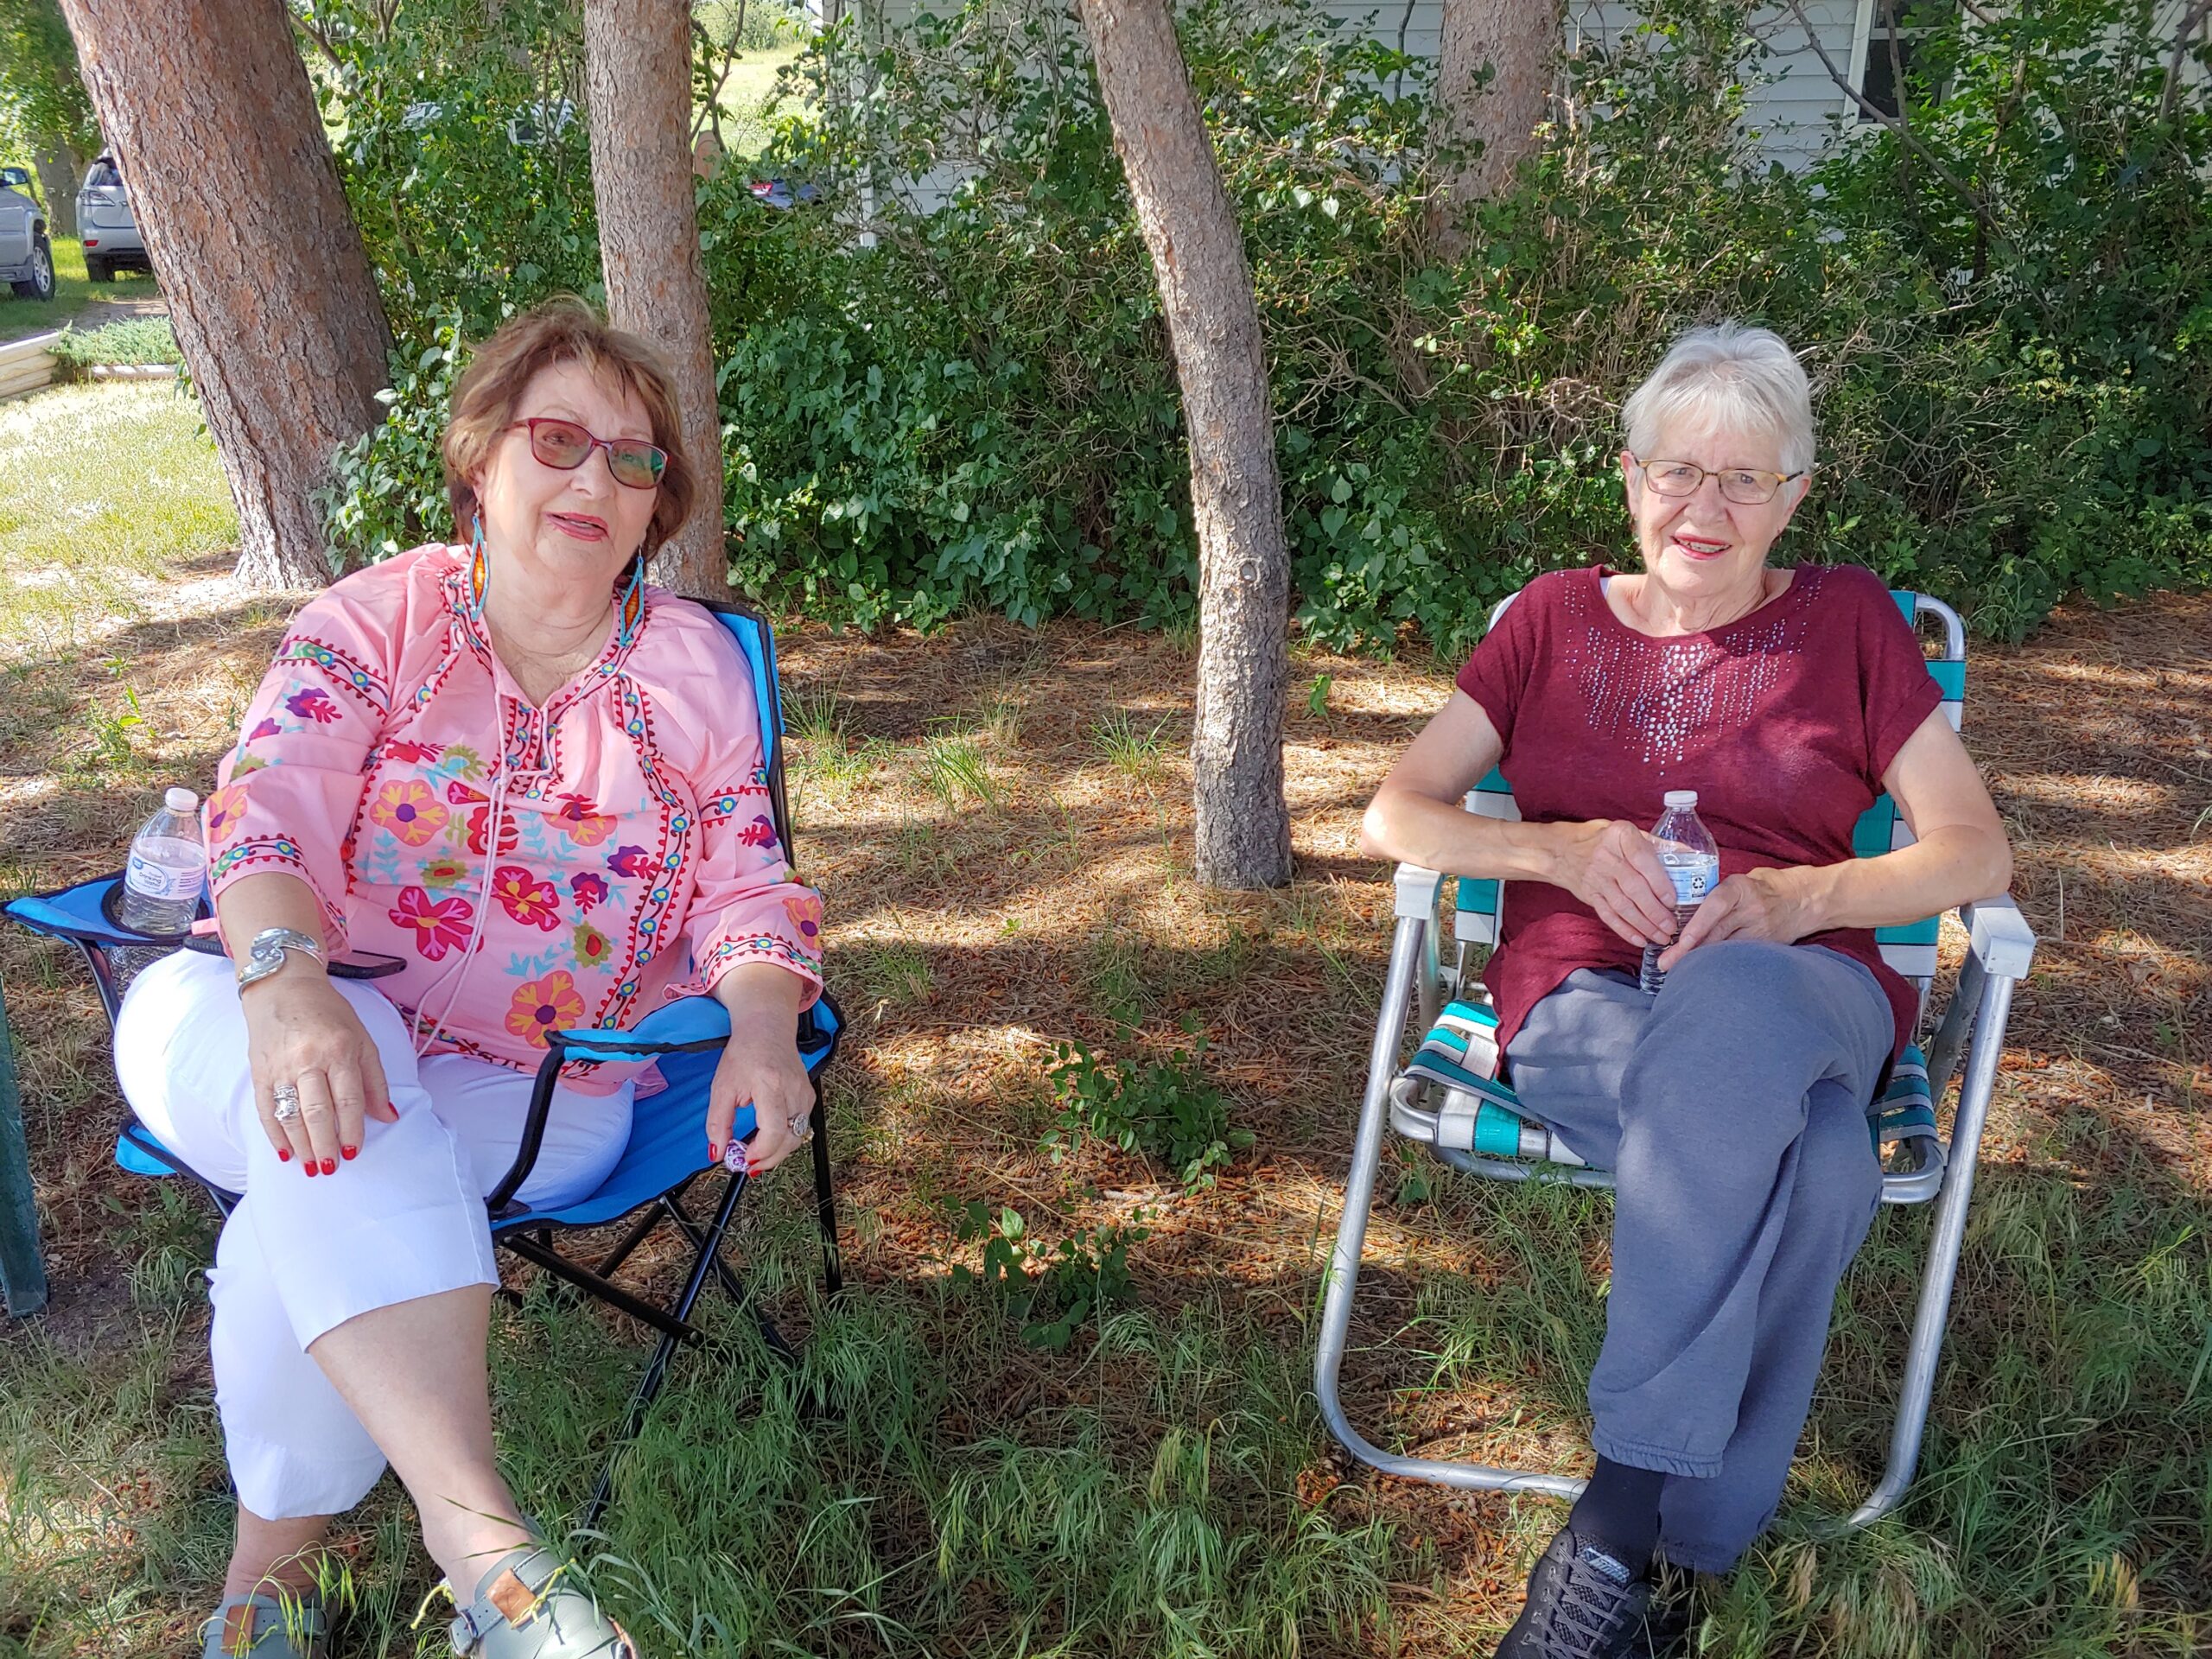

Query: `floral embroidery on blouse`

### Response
(201, 543, 823, 1090)
(391, 886, 474, 960)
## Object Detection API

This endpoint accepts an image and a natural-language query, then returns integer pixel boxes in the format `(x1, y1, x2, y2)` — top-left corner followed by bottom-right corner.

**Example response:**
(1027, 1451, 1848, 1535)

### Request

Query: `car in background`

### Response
(77, 155, 151, 283)
(0, 166, 55, 301)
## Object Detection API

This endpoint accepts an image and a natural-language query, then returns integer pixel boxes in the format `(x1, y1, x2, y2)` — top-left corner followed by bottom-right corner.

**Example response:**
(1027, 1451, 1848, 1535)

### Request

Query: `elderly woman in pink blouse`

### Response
(114, 297, 823, 1659)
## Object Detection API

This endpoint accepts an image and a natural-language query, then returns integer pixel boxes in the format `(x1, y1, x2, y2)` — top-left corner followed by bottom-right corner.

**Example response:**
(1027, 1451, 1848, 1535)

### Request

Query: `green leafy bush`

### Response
(1046, 1035, 1252, 1193)
(308, 0, 603, 345)
(696, 0, 804, 54)
(318, 322, 465, 567)
(320, 0, 2212, 640)
(945, 1200, 1142, 1351)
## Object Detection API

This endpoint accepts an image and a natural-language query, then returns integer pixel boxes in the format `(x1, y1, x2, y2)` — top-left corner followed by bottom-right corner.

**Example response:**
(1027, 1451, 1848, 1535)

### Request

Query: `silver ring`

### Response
(787, 1113, 812, 1141)
(272, 1083, 302, 1124)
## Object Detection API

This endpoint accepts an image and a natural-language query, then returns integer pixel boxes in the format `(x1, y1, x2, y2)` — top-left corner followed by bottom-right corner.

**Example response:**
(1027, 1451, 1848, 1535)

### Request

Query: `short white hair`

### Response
(1622, 321, 1815, 476)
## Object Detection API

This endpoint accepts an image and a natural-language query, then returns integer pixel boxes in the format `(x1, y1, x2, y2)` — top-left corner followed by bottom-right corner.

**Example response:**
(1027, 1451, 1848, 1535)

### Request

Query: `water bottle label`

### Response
(125, 849, 206, 902)
(1666, 855, 1717, 906)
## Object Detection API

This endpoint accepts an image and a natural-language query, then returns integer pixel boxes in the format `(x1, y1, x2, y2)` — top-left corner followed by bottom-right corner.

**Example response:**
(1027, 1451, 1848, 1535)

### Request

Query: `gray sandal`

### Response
(200, 1592, 328, 1658)
(441, 1544, 636, 1658)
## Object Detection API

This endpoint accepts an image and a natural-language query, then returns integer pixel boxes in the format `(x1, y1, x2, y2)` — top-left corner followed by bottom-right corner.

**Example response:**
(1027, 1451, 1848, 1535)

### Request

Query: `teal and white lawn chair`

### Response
(1315, 588, 2037, 1530)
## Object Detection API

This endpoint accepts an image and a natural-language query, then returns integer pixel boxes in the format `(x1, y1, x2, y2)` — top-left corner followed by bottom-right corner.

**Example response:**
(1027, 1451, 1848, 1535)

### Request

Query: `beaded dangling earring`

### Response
(467, 512, 490, 624)
(613, 552, 646, 650)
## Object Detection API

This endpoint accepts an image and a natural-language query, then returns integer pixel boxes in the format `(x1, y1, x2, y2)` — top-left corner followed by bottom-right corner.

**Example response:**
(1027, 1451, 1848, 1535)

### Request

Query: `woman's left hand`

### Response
(1656, 867, 1811, 969)
(706, 1009, 816, 1174)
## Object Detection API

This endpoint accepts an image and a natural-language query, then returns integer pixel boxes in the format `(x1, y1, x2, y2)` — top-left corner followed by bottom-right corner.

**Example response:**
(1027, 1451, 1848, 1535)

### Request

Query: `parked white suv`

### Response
(0, 167, 55, 301)
(78, 155, 150, 283)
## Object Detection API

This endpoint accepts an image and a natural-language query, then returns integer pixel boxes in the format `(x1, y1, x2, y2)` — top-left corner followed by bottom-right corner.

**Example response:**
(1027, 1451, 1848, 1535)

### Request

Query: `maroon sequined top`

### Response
(1454, 563, 1943, 1058)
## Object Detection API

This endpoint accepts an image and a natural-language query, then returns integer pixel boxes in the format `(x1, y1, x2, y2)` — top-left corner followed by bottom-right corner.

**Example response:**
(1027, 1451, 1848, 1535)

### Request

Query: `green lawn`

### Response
(0, 238, 161, 346)
(0, 380, 234, 648)
(709, 41, 809, 162)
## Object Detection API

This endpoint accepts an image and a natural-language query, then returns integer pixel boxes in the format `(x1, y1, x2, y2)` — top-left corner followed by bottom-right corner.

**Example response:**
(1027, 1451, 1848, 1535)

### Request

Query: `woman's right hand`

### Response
(240, 970, 398, 1175)
(1553, 819, 1681, 950)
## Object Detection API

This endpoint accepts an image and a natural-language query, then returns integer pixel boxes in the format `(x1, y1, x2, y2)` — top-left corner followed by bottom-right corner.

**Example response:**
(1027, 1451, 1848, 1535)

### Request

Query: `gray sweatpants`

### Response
(1503, 938, 1893, 1573)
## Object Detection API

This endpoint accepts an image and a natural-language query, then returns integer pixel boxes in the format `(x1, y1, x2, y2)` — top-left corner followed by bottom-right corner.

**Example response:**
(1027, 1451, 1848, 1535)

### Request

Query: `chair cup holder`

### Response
(97, 880, 200, 948)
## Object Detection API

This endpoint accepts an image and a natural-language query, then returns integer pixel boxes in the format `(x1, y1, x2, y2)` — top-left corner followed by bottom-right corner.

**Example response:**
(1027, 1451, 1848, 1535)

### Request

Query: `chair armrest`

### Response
(1960, 893, 2036, 979)
(1394, 864, 1445, 920)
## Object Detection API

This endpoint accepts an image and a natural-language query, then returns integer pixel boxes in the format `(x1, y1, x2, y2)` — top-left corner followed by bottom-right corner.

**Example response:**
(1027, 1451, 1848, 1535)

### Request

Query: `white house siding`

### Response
(1308, 2, 1862, 169)
(817, 0, 2212, 204)
(1562, 2, 1860, 168)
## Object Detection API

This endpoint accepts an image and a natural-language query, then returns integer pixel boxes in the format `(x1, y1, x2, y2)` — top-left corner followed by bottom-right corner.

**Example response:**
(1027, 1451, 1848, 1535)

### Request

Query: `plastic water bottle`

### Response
(1638, 789, 1719, 995)
(113, 786, 207, 993)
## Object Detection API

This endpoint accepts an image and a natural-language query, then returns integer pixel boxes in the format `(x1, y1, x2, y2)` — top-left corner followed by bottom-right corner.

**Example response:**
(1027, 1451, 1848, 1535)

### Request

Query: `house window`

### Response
(1857, 1, 1950, 120)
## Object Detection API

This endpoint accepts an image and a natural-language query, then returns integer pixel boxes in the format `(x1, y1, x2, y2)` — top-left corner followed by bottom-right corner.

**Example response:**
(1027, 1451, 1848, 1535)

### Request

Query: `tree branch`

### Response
(2159, 0, 2212, 120)
(1783, 0, 2006, 251)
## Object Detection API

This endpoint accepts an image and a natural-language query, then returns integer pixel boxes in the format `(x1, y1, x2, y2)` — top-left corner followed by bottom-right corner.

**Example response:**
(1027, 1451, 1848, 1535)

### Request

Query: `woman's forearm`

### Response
(1359, 787, 1582, 883)
(1787, 823, 2013, 935)
(711, 960, 808, 1033)
(213, 870, 333, 963)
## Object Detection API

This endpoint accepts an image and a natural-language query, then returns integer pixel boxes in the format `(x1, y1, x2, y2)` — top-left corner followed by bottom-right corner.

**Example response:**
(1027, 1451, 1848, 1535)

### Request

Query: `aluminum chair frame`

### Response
(1313, 588, 2038, 1530)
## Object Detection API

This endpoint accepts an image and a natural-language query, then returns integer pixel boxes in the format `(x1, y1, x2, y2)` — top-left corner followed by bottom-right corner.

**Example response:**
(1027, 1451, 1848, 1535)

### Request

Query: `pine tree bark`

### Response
(1080, 0, 1292, 890)
(59, 0, 392, 589)
(582, 0, 726, 600)
(1431, 0, 1563, 255)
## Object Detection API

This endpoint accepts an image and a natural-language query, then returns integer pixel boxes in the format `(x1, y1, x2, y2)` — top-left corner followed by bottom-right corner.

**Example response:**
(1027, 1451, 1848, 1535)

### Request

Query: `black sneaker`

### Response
(1494, 1526, 1654, 1658)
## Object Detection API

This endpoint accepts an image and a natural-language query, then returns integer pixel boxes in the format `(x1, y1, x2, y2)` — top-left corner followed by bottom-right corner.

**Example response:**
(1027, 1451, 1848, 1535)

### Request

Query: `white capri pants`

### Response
(113, 950, 632, 1520)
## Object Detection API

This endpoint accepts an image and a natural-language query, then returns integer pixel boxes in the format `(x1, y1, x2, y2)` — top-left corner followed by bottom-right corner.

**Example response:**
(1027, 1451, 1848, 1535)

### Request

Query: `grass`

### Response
(706, 41, 809, 163)
(1, 393, 2209, 1654)
(0, 381, 237, 651)
(1091, 710, 1173, 786)
(0, 238, 161, 346)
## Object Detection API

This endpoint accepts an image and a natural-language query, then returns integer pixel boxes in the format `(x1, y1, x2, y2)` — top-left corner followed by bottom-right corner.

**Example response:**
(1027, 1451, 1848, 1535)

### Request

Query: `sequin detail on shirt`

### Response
(1565, 570, 1821, 767)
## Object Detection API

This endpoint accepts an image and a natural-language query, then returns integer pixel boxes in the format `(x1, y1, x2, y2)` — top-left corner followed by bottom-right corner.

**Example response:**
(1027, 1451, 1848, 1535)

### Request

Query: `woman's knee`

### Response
(1793, 1079, 1884, 1226)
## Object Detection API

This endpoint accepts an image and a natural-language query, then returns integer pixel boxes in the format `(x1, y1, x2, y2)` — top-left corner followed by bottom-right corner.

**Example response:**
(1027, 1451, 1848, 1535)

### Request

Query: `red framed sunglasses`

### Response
(506, 417, 667, 490)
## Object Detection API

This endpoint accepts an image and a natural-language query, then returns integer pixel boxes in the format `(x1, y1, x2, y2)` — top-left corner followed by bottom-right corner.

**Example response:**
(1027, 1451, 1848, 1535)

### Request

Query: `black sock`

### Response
(1566, 1457, 1663, 1573)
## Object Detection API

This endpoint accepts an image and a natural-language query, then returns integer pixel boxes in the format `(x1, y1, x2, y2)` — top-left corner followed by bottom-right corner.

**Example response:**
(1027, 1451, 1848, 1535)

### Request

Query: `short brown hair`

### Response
(442, 296, 699, 563)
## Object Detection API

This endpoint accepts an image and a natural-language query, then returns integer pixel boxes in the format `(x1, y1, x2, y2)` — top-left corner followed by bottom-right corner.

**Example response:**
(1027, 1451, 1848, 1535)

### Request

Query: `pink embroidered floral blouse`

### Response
(205, 543, 824, 1092)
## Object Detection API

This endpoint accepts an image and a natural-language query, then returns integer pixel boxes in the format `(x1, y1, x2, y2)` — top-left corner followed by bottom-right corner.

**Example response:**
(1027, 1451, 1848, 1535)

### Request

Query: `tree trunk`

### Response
(582, 0, 726, 600)
(31, 141, 79, 239)
(1080, 0, 1292, 890)
(1430, 0, 1562, 255)
(59, 0, 392, 589)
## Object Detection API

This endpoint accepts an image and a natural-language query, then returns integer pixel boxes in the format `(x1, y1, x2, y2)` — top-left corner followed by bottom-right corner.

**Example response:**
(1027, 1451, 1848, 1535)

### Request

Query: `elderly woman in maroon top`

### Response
(1362, 322, 2011, 1659)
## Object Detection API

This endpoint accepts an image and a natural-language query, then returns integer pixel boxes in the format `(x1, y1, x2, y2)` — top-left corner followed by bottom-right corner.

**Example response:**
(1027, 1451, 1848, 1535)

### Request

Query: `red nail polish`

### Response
(340, 1145, 358, 1160)
(277, 1148, 292, 1163)
(320, 1157, 336, 1176)
(708, 1141, 720, 1162)
(303, 1162, 317, 1178)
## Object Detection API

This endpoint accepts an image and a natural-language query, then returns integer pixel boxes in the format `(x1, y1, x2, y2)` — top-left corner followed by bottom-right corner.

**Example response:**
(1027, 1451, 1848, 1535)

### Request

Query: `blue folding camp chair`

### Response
(3, 600, 842, 1527)
(1315, 588, 2037, 1531)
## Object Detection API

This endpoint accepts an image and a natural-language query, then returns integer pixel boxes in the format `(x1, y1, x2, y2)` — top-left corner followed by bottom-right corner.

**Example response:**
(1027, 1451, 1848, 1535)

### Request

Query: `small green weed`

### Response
(1046, 1035, 1253, 1193)
(1304, 672, 1333, 717)
(855, 938, 931, 1007)
(81, 670, 145, 770)
(783, 684, 845, 747)
(979, 687, 1023, 747)
(1091, 710, 1170, 783)
(945, 1200, 1143, 1351)
(1084, 926, 1149, 1029)
(922, 728, 999, 807)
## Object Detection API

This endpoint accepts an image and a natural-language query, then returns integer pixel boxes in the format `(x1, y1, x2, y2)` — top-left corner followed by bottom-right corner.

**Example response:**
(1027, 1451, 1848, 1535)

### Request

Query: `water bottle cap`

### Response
(164, 786, 199, 812)
(1662, 789, 1698, 808)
